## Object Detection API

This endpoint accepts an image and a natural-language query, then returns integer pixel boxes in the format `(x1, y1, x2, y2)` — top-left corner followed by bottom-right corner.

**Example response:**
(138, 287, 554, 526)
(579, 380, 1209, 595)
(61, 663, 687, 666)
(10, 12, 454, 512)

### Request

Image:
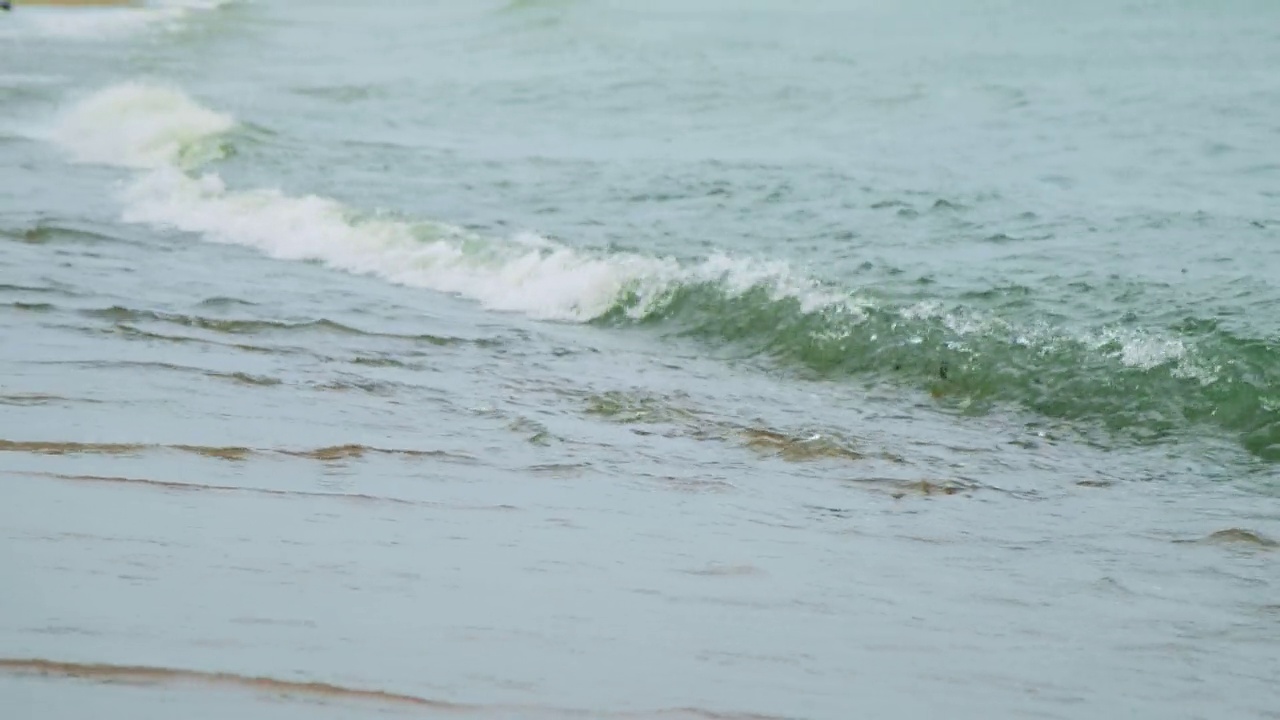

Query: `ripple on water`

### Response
(7, 471, 526, 513)
(0, 393, 104, 407)
(0, 439, 478, 464)
(78, 305, 463, 342)
(7, 221, 140, 247)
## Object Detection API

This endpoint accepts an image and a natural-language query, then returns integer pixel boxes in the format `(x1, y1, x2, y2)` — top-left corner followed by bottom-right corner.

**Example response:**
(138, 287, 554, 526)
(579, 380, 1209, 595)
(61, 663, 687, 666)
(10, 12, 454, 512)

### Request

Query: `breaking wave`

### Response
(47, 82, 1280, 461)
(0, 0, 232, 41)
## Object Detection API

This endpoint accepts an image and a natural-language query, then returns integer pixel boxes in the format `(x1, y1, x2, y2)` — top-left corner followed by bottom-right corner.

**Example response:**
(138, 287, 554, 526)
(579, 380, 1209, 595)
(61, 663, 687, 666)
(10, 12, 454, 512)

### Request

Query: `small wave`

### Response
(53, 83, 846, 323)
(0, 0, 233, 41)
(17, 471, 420, 506)
(92, 322, 328, 358)
(0, 282, 78, 296)
(0, 439, 477, 464)
(575, 389, 896, 468)
(4, 301, 56, 312)
(45, 82, 1280, 462)
(1178, 528, 1279, 548)
(740, 428, 864, 463)
(218, 371, 281, 386)
(281, 444, 476, 463)
(845, 477, 980, 499)
(0, 439, 149, 456)
(196, 295, 257, 308)
(290, 83, 385, 103)
(82, 305, 356, 335)
(8, 220, 139, 246)
(0, 393, 101, 406)
(79, 304, 464, 344)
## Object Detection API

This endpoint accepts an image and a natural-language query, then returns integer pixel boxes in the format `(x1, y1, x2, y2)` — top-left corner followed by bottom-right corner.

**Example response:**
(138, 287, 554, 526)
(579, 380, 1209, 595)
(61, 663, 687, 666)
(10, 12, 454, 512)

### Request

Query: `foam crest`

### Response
(52, 82, 851, 322)
(123, 169, 691, 321)
(0, 0, 231, 40)
(52, 83, 234, 169)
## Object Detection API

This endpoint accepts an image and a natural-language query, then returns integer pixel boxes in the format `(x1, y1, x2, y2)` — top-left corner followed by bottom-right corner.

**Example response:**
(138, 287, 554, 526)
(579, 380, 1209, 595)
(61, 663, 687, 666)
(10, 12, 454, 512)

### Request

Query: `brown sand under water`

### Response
(0, 439, 477, 463)
(0, 658, 791, 720)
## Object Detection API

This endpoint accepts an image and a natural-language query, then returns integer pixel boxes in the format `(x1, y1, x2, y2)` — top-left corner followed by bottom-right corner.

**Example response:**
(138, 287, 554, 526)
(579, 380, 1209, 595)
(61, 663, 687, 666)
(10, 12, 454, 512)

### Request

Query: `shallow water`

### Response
(2, 1, 1279, 718)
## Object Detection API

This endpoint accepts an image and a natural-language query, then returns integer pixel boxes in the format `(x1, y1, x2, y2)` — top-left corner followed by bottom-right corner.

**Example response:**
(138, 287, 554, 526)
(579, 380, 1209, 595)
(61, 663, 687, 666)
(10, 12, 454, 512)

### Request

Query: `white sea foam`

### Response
(51, 82, 234, 169)
(51, 82, 855, 323)
(0, 0, 231, 41)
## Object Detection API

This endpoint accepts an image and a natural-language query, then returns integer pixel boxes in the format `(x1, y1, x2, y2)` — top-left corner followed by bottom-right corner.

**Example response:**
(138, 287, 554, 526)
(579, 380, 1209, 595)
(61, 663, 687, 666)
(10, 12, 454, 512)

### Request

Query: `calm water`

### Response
(2, 1, 1279, 718)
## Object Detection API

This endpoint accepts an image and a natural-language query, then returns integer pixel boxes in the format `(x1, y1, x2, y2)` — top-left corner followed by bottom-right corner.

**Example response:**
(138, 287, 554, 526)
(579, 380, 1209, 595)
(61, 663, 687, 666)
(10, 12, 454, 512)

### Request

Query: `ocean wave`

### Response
(50, 82, 234, 169)
(0, 0, 232, 41)
(47, 82, 1280, 461)
(52, 85, 846, 323)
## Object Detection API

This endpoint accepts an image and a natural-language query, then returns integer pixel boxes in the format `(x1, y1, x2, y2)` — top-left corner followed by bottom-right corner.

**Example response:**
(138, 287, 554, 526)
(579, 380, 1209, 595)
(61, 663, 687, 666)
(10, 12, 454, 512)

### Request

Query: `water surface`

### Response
(2, 1, 1279, 718)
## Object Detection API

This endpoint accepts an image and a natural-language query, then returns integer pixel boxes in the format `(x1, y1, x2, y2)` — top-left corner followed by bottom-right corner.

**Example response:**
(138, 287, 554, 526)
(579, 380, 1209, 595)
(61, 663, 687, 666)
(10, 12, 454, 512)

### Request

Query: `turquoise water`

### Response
(2, 1, 1279, 718)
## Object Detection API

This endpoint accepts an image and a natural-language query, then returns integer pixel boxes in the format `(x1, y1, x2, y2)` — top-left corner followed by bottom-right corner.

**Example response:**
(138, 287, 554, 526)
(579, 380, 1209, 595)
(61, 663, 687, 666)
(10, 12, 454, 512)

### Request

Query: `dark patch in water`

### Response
(527, 463, 592, 478)
(172, 445, 255, 461)
(805, 505, 857, 519)
(646, 474, 736, 494)
(0, 439, 148, 456)
(0, 439, 476, 465)
(4, 301, 56, 312)
(741, 428, 863, 462)
(509, 417, 555, 446)
(0, 283, 67, 295)
(870, 199, 910, 210)
(312, 378, 397, 395)
(215, 371, 283, 387)
(1181, 528, 1278, 548)
(581, 391, 882, 467)
(0, 393, 101, 407)
(350, 355, 412, 368)
(584, 390, 699, 425)
(841, 476, 977, 499)
(959, 284, 1034, 302)
(10, 222, 128, 246)
(196, 296, 258, 308)
(281, 444, 477, 463)
(888, 480, 971, 498)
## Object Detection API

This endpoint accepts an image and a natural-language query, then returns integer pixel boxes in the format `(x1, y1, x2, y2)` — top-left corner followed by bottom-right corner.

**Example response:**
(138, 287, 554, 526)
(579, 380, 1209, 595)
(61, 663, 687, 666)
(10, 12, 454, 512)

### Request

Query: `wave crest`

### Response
(47, 82, 1280, 461)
